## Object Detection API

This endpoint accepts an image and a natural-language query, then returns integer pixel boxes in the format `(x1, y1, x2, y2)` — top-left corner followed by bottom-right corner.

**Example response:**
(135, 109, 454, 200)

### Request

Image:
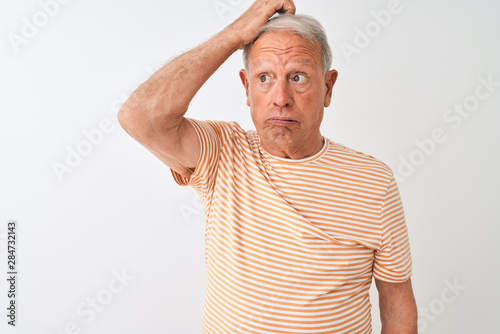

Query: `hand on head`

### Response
(228, 0, 296, 49)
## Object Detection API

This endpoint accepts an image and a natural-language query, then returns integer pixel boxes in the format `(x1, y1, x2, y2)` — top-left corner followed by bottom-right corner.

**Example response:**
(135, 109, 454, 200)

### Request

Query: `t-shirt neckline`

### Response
(257, 134, 329, 164)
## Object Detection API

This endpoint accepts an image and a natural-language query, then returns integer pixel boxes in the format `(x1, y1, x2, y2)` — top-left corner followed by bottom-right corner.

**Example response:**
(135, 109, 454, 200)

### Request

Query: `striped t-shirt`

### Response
(171, 119, 412, 334)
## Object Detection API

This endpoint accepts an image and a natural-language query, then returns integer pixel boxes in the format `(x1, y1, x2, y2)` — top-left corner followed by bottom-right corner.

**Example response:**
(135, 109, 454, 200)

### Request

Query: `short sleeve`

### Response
(170, 118, 229, 201)
(373, 175, 413, 282)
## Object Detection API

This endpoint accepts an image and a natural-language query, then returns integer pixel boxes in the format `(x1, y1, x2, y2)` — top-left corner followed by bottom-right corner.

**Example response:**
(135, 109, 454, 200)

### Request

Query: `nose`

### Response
(272, 79, 293, 109)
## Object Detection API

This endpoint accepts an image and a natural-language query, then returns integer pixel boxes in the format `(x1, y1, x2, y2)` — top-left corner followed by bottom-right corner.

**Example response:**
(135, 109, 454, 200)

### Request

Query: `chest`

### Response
(213, 145, 385, 249)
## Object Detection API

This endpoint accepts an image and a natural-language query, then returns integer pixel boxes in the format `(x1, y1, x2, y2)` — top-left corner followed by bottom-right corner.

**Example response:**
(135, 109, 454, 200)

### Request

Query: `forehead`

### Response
(247, 30, 322, 70)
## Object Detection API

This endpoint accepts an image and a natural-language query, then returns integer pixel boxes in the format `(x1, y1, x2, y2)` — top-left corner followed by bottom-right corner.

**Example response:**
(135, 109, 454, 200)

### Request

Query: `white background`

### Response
(1, 0, 499, 333)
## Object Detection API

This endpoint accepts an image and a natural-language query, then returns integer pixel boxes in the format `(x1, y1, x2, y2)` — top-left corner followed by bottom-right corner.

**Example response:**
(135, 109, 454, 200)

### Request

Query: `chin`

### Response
(267, 128, 295, 144)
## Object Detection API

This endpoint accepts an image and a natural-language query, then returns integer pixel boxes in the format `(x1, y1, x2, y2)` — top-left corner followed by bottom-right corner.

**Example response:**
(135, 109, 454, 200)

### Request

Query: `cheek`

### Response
(298, 90, 324, 123)
(306, 86, 326, 108)
(297, 92, 316, 112)
(248, 94, 265, 123)
(248, 88, 268, 110)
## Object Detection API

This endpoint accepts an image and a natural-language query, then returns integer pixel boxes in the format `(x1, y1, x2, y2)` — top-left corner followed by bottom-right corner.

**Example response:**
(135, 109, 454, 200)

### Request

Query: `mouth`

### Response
(268, 117, 298, 125)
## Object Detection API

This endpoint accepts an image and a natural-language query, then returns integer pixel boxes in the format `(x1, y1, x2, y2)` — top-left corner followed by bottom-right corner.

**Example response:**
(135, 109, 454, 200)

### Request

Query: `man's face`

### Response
(240, 30, 337, 157)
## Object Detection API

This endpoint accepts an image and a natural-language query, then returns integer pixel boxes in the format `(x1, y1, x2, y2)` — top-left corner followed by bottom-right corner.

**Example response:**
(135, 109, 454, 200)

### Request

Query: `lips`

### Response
(268, 117, 297, 125)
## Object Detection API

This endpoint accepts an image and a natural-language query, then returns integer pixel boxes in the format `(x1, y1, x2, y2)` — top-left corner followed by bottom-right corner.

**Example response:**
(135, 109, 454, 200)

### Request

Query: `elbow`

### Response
(117, 101, 142, 134)
(117, 105, 130, 131)
(117, 95, 184, 137)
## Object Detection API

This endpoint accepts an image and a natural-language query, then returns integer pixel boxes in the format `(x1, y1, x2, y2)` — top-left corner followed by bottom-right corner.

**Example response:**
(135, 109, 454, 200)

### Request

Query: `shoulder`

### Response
(182, 118, 240, 140)
(185, 118, 255, 145)
(324, 139, 394, 181)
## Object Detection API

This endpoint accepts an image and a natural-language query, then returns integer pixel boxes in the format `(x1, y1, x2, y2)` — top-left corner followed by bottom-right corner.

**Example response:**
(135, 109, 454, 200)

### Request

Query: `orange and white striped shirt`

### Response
(172, 119, 412, 334)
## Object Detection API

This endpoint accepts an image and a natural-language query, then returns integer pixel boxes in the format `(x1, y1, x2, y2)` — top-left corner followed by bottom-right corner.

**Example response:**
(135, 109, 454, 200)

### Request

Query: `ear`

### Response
(324, 69, 338, 108)
(239, 69, 251, 106)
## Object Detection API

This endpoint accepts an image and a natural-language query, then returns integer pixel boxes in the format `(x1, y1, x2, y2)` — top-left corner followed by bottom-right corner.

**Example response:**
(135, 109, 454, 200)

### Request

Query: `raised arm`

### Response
(117, 0, 296, 178)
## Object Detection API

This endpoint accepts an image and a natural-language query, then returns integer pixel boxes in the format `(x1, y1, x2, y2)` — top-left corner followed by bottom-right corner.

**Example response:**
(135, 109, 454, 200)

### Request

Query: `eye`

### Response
(259, 74, 270, 83)
(292, 74, 306, 83)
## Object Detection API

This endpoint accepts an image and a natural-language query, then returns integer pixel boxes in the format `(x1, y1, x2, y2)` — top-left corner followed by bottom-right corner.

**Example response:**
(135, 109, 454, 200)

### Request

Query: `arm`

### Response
(375, 278, 418, 334)
(117, 0, 296, 178)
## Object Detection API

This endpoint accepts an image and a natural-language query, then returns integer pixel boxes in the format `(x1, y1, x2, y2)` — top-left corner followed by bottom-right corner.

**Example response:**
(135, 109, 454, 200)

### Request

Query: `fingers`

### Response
(281, 0, 296, 15)
(259, 0, 295, 18)
(225, 0, 297, 48)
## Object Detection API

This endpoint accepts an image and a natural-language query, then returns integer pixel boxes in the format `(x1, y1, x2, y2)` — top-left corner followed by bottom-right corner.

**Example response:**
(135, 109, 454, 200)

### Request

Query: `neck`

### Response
(260, 134, 324, 160)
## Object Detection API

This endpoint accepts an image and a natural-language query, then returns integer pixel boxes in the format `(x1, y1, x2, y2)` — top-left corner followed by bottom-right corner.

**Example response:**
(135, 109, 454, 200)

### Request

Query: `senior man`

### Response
(118, 0, 417, 333)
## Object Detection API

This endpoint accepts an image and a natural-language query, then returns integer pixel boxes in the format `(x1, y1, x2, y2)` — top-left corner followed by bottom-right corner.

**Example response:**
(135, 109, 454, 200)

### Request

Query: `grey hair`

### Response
(243, 14, 333, 74)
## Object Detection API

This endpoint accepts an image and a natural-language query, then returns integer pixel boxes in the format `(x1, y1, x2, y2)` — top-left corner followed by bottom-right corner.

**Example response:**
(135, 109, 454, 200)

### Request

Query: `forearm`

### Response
(380, 307, 418, 334)
(118, 28, 241, 133)
(376, 278, 418, 334)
